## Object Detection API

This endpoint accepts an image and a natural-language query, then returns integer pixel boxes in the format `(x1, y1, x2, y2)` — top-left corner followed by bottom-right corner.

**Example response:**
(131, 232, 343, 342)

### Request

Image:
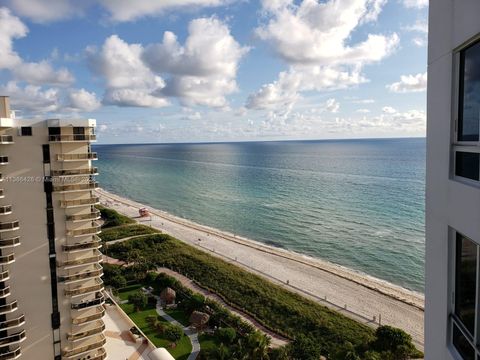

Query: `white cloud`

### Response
(325, 98, 340, 113)
(12, 61, 74, 86)
(352, 98, 375, 104)
(87, 35, 168, 108)
(387, 72, 427, 93)
(248, 0, 398, 113)
(402, 0, 428, 9)
(404, 20, 428, 47)
(0, 7, 27, 68)
(356, 108, 371, 113)
(5, 0, 231, 22)
(382, 106, 397, 114)
(65, 88, 101, 112)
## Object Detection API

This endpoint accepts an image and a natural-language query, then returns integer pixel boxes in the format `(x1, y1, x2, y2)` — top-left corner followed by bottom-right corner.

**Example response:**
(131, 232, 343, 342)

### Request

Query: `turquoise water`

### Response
(94, 138, 425, 292)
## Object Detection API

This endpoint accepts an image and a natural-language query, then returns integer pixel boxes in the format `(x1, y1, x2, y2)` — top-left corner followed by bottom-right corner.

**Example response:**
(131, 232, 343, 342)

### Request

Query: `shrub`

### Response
(289, 335, 322, 360)
(164, 324, 184, 343)
(128, 291, 148, 311)
(216, 327, 237, 344)
(97, 205, 135, 227)
(100, 224, 158, 242)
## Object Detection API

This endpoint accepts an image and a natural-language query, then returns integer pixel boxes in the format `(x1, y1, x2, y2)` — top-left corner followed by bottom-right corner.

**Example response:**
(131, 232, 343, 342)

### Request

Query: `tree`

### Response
(212, 343, 231, 360)
(216, 327, 237, 344)
(164, 324, 184, 343)
(290, 335, 322, 360)
(109, 274, 127, 289)
(332, 342, 360, 360)
(373, 325, 415, 359)
(269, 346, 289, 360)
(128, 291, 148, 311)
(245, 331, 271, 360)
(183, 294, 205, 314)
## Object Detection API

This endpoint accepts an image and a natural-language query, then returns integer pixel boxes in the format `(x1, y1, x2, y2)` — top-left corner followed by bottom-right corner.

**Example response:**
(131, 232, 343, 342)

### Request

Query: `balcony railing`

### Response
(66, 224, 101, 237)
(0, 254, 14, 265)
(0, 237, 20, 249)
(0, 157, 8, 165)
(51, 168, 98, 177)
(0, 315, 25, 331)
(0, 301, 17, 315)
(65, 279, 104, 297)
(57, 251, 103, 268)
(0, 190, 4, 198)
(59, 264, 103, 283)
(71, 307, 105, 325)
(0, 330, 26, 348)
(0, 206, 12, 215)
(0, 287, 10, 298)
(62, 237, 102, 252)
(71, 293, 105, 310)
(66, 210, 101, 222)
(0, 271, 9, 282)
(89, 348, 107, 360)
(67, 321, 105, 341)
(0, 136, 13, 144)
(61, 335, 105, 358)
(0, 174, 3, 182)
(57, 153, 98, 162)
(54, 182, 98, 193)
(49, 134, 96, 142)
(60, 197, 100, 208)
(0, 221, 18, 232)
(0, 347, 21, 360)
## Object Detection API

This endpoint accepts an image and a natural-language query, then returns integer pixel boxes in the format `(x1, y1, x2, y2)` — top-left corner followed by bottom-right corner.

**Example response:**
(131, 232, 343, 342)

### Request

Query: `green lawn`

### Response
(118, 284, 143, 301)
(120, 302, 192, 360)
(165, 308, 190, 327)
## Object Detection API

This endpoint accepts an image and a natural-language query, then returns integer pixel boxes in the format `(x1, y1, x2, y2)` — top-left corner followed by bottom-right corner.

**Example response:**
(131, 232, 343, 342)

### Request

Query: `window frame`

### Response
(20, 126, 32, 136)
(452, 35, 480, 185)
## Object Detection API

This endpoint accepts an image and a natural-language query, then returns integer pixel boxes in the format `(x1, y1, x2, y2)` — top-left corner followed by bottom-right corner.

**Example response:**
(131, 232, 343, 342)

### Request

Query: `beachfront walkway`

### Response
(97, 188, 425, 350)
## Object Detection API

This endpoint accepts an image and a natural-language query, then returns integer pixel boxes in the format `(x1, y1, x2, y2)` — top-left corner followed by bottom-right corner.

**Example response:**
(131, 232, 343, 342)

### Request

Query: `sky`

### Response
(0, 0, 428, 144)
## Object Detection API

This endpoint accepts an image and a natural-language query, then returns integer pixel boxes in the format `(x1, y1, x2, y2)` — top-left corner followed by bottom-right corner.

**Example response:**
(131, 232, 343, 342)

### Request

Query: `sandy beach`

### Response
(96, 187, 424, 349)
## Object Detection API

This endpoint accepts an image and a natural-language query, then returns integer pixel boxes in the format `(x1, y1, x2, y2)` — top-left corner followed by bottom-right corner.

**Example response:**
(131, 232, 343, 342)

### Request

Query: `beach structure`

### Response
(425, 1, 480, 359)
(0, 96, 104, 359)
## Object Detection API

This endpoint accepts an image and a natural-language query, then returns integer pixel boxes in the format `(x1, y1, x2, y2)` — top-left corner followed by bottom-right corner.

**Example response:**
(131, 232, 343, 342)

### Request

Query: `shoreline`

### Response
(96, 187, 424, 347)
(97, 187, 424, 309)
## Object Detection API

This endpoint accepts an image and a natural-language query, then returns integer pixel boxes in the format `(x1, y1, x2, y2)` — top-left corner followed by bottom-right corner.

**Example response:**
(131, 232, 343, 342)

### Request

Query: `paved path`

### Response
(97, 188, 425, 350)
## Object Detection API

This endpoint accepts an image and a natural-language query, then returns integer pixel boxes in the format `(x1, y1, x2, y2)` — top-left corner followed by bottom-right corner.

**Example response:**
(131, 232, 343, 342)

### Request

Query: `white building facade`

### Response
(0, 96, 105, 360)
(426, 1, 480, 359)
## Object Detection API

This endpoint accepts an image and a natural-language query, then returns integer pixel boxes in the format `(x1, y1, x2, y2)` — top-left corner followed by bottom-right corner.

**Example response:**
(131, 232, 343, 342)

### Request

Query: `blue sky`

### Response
(0, 0, 428, 143)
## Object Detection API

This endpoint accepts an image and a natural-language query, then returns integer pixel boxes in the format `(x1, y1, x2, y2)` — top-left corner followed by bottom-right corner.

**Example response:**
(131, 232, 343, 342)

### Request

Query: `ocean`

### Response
(94, 138, 425, 292)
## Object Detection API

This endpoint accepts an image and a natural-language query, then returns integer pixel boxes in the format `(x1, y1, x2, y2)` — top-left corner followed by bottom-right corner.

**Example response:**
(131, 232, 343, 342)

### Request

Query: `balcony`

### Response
(0, 136, 13, 145)
(0, 301, 17, 315)
(51, 168, 98, 177)
(53, 182, 98, 193)
(62, 237, 102, 253)
(57, 250, 103, 268)
(0, 157, 8, 166)
(88, 348, 107, 360)
(59, 264, 103, 284)
(0, 190, 4, 199)
(0, 222, 18, 232)
(67, 321, 105, 342)
(0, 174, 3, 182)
(0, 271, 9, 282)
(0, 315, 25, 331)
(71, 307, 105, 325)
(66, 224, 101, 237)
(64, 279, 104, 297)
(0, 287, 10, 298)
(0, 330, 26, 348)
(57, 153, 98, 162)
(66, 210, 101, 222)
(0, 206, 12, 215)
(0, 347, 21, 360)
(71, 293, 105, 310)
(60, 197, 100, 209)
(61, 335, 105, 358)
(0, 237, 20, 249)
(49, 134, 96, 143)
(0, 254, 14, 265)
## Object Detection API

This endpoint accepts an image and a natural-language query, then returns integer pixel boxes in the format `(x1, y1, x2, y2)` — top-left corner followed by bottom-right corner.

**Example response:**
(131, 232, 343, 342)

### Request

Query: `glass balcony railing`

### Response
(71, 307, 105, 325)
(53, 182, 98, 193)
(49, 134, 96, 142)
(0, 330, 26, 348)
(57, 153, 98, 161)
(0, 136, 13, 144)
(66, 224, 101, 237)
(0, 237, 20, 249)
(51, 168, 98, 177)
(71, 293, 104, 310)
(67, 321, 105, 341)
(0, 190, 4, 198)
(57, 251, 103, 268)
(0, 301, 17, 315)
(0, 287, 10, 298)
(65, 279, 104, 297)
(60, 197, 100, 208)
(0, 206, 12, 215)
(61, 335, 105, 358)
(0, 347, 21, 360)
(59, 264, 103, 283)
(0, 254, 14, 265)
(62, 237, 102, 252)
(66, 210, 101, 222)
(0, 157, 8, 165)
(0, 271, 9, 282)
(0, 315, 25, 331)
(0, 221, 19, 232)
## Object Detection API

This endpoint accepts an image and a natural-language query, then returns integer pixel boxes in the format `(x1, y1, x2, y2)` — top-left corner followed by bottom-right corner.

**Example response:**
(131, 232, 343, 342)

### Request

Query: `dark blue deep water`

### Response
(95, 138, 425, 292)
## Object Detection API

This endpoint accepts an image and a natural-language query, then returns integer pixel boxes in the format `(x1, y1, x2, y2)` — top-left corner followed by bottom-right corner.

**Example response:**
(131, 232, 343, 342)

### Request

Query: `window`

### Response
(48, 127, 60, 136)
(454, 38, 480, 182)
(20, 127, 32, 136)
(451, 233, 480, 359)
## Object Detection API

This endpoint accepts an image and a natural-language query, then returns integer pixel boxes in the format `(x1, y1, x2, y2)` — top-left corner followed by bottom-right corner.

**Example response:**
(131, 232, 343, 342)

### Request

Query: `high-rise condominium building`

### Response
(425, 1, 480, 359)
(0, 96, 105, 360)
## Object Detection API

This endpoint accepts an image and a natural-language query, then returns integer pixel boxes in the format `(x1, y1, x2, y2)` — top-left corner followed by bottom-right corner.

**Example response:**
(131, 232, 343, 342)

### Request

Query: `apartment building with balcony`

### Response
(425, 1, 480, 359)
(0, 96, 105, 360)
